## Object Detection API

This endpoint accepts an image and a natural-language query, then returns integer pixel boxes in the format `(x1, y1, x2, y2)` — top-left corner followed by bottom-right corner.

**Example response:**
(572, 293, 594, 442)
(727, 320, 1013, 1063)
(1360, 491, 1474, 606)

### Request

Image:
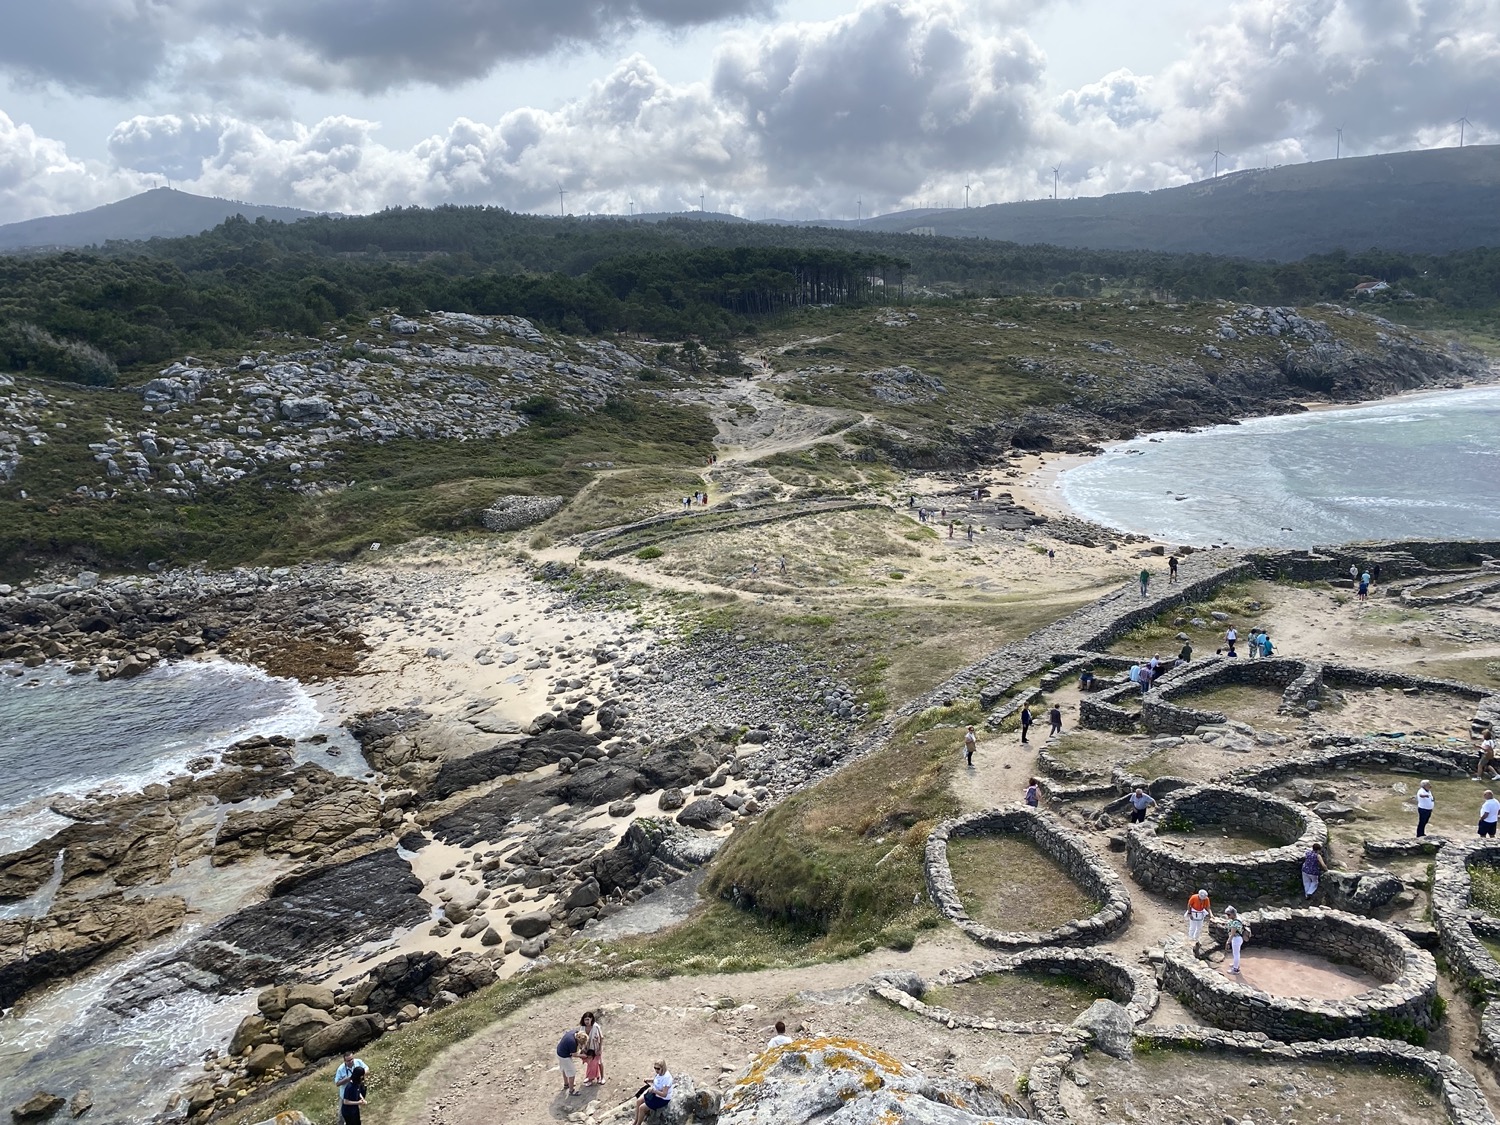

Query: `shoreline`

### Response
(1017, 381, 1500, 542)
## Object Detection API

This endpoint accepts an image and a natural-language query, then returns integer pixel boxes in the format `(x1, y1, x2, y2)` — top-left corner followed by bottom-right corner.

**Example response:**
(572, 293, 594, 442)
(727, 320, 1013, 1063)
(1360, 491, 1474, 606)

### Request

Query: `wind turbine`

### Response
(857, 196, 863, 225)
(1211, 139, 1227, 179)
(1458, 112, 1473, 148)
(1052, 166, 1060, 200)
(1336, 126, 1343, 159)
(628, 200, 634, 218)
(964, 183, 970, 208)
(557, 186, 568, 216)
(700, 191, 705, 212)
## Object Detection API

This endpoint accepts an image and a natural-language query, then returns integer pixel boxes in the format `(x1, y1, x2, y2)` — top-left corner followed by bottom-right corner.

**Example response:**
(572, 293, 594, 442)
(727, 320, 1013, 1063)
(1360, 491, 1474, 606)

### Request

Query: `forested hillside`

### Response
(2, 204, 1497, 386)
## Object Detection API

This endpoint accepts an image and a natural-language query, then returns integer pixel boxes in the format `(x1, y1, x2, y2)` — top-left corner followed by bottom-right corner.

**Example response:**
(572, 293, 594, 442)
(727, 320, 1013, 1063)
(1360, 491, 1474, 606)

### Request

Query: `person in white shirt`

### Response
(334, 1052, 370, 1112)
(767, 1020, 794, 1049)
(634, 1060, 674, 1124)
(1416, 780, 1435, 838)
(1224, 627, 1238, 656)
(1479, 790, 1500, 839)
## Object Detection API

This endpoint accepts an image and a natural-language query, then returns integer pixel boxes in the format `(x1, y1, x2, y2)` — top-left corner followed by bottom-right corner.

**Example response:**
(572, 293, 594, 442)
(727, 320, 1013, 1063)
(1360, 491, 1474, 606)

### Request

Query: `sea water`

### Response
(0, 658, 365, 1120)
(1059, 386, 1500, 547)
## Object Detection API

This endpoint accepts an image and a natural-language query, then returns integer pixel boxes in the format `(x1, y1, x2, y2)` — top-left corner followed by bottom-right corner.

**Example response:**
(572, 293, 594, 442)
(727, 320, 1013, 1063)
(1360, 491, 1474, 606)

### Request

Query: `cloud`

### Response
(0, 0, 780, 98)
(0, 0, 1496, 225)
(0, 111, 143, 222)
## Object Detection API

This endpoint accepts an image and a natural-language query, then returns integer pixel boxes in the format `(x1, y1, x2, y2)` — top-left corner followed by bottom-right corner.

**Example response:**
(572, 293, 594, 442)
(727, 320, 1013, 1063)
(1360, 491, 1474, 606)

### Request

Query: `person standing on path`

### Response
(339, 1066, 367, 1125)
(1416, 780, 1435, 837)
(1024, 777, 1041, 807)
(1168, 555, 1179, 583)
(1139, 568, 1151, 597)
(948, 521, 955, 539)
(964, 725, 978, 767)
(1185, 889, 1212, 943)
(1048, 704, 1063, 737)
(581, 1010, 606, 1087)
(335, 1052, 370, 1116)
(1128, 788, 1156, 823)
(1019, 705, 1034, 744)
(1479, 790, 1500, 838)
(634, 1061, 674, 1125)
(557, 1025, 584, 1096)
(1224, 626, 1238, 657)
(1178, 640, 1193, 664)
(1358, 571, 1371, 600)
(1224, 907, 1250, 974)
(1301, 842, 1327, 899)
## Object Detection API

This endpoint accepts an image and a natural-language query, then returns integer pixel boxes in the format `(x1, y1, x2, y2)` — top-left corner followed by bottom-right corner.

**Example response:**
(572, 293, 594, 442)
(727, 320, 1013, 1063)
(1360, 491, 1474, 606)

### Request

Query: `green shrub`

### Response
(635, 545, 665, 560)
(0, 320, 118, 385)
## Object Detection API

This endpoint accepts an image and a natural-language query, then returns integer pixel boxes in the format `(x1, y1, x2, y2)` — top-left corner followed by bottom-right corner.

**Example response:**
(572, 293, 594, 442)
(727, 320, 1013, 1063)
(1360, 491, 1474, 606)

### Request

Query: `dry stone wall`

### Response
(925, 808, 1130, 950)
(1163, 908, 1437, 1040)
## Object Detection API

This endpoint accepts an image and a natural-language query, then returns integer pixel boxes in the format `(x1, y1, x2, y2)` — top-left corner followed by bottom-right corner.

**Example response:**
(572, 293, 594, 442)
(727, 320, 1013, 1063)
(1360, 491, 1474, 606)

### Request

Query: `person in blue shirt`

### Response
(335, 1053, 370, 1114)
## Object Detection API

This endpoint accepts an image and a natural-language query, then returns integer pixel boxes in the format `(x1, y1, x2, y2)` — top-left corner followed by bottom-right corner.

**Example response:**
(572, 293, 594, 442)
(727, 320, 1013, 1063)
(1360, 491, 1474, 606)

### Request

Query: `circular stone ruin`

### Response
(1026, 1025, 1496, 1125)
(1161, 907, 1438, 1041)
(925, 808, 1131, 949)
(1126, 783, 1328, 901)
(871, 948, 1158, 1034)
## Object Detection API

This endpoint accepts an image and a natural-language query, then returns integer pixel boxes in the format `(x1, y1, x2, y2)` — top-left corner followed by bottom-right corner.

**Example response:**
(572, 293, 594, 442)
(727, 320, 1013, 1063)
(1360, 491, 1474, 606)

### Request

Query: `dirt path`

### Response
(391, 930, 1051, 1125)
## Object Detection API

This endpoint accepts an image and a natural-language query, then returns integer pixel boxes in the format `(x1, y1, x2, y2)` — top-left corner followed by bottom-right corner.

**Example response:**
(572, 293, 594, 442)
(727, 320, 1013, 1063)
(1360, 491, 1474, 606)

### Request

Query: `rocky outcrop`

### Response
(718, 1037, 1031, 1125)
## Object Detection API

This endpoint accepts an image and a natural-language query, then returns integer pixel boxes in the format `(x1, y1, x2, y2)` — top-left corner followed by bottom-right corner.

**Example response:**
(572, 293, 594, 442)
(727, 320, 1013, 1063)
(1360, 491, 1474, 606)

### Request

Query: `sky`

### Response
(0, 0, 1495, 225)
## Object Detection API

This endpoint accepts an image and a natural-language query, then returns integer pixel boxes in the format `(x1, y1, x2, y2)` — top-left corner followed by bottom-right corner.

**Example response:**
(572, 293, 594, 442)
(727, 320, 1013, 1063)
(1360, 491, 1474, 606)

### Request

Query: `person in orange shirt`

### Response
(1185, 889, 1212, 943)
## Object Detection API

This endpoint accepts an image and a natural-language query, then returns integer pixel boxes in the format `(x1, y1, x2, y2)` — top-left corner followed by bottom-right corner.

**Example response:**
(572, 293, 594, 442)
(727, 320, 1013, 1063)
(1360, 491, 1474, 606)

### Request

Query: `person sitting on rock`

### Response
(634, 1060, 674, 1124)
(1078, 667, 1096, 692)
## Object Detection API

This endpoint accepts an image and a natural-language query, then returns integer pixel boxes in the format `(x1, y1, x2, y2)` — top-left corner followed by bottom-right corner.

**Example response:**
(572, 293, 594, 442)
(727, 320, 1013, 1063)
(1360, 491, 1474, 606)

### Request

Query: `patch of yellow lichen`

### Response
(723, 1034, 907, 1110)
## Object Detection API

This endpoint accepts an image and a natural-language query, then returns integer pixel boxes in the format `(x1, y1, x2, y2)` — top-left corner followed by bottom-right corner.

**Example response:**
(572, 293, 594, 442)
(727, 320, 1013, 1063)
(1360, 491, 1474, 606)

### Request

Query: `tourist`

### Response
(581, 1010, 606, 1087)
(1019, 704, 1034, 745)
(1358, 571, 1371, 600)
(1185, 888, 1212, 942)
(1147, 654, 1160, 676)
(1179, 640, 1193, 664)
(1137, 662, 1153, 693)
(634, 1060, 674, 1125)
(1372, 564, 1383, 585)
(1138, 568, 1151, 598)
(779, 555, 788, 574)
(1479, 790, 1500, 838)
(1224, 626, 1238, 657)
(557, 1024, 584, 1095)
(335, 1052, 370, 1115)
(1245, 628, 1260, 660)
(966, 524, 975, 542)
(964, 725, 978, 767)
(1416, 780, 1435, 837)
(340, 1065, 367, 1125)
(1128, 662, 1141, 687)
(1024, 777, 1041, 807)
(768, 1021, 794, 1049)
(1127, 787, 1156, 823)
(1049, 704, 1063, 737)
(1258, 631, 1274, 658)
(1079, 667, 1096, 691)
(1047, 548, 1055, 563)
(1349, 564, 1359, 583)
(1168, 555, 1179, 583)
(1223, 906, 1250, 974)
(1301, 842, 1327, 899)
(1475, 732, 1498, 780)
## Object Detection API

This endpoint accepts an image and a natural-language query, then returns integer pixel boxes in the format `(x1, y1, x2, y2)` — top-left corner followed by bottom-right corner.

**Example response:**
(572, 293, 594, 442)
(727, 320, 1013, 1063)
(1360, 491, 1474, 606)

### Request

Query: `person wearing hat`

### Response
(1223, 906, 1250, 974)
(1185, 889, 1212, 942)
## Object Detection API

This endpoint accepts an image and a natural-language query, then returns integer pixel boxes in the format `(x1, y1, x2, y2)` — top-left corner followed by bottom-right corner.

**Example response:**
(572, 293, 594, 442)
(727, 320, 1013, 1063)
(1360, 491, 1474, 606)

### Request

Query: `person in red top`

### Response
(1185, 889, 1212, 943)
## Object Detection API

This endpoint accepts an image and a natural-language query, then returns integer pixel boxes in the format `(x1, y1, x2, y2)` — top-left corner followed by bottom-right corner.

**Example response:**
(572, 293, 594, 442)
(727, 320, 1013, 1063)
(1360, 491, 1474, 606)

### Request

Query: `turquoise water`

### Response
(1059, 386, 1500, 547)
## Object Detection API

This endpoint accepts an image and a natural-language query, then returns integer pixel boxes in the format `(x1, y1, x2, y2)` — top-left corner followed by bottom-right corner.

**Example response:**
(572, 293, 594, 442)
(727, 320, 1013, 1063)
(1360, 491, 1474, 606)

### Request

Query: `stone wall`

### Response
(925, 808, 1131, 950)
(1431, 840, 1500, 999)
(870, 947, 1158, 1035)
(1126, 784, 1327, 901)
(1161, 908, 1438, 1041)
(479, 494, 565, 531)
(1028, 1026, 1497, 1125)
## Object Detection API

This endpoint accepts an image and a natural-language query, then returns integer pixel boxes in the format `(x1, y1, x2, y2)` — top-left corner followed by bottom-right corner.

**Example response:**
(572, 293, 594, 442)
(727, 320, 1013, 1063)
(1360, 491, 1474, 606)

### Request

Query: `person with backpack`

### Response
(1224, 907, 1251, 974)
(1024, 778, 1041, 808)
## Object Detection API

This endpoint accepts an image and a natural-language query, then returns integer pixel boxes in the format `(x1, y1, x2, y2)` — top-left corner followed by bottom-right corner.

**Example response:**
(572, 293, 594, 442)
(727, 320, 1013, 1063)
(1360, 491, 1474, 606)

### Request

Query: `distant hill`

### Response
(811, 146, 1500, 261)
(0, 188, 320, 251)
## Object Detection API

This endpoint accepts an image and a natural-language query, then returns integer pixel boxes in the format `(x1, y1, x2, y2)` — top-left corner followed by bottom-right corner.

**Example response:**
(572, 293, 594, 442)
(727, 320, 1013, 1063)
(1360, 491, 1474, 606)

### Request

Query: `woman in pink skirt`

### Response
(581, 1011, 606, 1086)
